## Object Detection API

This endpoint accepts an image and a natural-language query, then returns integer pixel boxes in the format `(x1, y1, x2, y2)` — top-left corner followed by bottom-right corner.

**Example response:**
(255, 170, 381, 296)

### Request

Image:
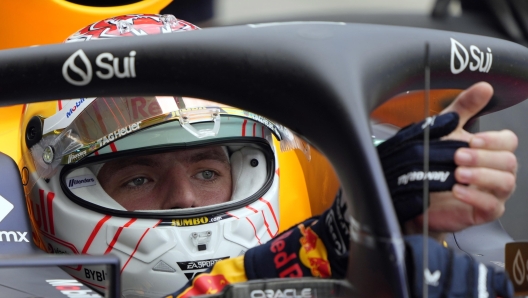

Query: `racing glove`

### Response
(377, 112, 469, 224)
(243, 188, 350, 280)
(405, 235, 514, 298)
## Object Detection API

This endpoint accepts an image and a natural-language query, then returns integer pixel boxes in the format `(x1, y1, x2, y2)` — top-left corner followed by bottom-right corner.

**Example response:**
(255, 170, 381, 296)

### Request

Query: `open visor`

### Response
(59, 141, 275, 217)
(31, 96, 309, 179)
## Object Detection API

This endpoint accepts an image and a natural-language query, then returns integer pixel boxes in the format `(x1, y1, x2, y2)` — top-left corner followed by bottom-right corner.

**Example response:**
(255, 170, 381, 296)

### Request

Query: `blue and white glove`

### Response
(377, 112, 469, 224)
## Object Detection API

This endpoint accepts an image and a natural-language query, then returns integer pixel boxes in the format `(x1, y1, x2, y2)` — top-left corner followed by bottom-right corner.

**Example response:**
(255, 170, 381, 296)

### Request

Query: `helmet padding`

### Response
(230, 147, 267, 201)
(66, 167, 127, 210)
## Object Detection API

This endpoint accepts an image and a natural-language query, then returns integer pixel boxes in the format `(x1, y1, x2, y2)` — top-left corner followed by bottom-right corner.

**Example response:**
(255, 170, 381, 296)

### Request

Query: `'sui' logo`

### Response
(62, 49, 93, 86)
(513, 249, 526, 285)
(0, 195, 14, 222)
(450, 38, 492, 74)
(62, 49, 137, 86)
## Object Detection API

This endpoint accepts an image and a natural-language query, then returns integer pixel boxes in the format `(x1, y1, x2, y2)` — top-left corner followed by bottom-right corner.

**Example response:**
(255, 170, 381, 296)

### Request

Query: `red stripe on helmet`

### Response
(226, 212, 239, 219)
(259, 198, 279, 236)
(245, 205, 258, 213)
(46, 192, 55, 235)
(245, 217, 261, 245)
(109, 142, 118, 152)
(242, 119, 247, 136)
(121, 228, 151, 273)
(102, 97, 123, 129)
(82, 215, 111, 254)
(261, 210, 274, 238)
(110, 97, 128, 126)
(40, 230, 82, 271)
(92, 101, 110, 135)
(104, 218, 137, 254)
(39, 189, 48, 233)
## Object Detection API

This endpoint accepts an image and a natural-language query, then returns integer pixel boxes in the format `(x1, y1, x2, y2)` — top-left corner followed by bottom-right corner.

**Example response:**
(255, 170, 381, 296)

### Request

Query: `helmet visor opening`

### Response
(60, 141, 275, 218)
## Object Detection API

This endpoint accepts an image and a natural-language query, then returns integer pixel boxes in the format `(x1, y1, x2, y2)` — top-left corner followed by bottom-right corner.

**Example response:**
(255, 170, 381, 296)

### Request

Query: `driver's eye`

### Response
(127, 177, 148, 187)
(201, 170, 214, 180)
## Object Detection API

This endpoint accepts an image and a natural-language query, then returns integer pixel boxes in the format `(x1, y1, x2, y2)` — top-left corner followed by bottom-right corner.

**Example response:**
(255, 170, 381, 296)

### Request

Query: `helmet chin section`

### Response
(58, 214, 270, 297)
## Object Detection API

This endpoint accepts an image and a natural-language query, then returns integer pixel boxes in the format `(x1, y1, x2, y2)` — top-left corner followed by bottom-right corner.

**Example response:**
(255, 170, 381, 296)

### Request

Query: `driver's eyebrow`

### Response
(106, 156, 163, 173)
(187, 148, 230, 165)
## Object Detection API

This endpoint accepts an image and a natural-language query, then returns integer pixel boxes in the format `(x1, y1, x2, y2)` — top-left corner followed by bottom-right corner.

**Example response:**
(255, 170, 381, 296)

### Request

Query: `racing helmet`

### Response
(18, 14, 319, 297)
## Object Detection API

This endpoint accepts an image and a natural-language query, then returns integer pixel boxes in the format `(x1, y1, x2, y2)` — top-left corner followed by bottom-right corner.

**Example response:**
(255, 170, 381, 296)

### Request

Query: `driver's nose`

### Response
(160, 166, 196, 209)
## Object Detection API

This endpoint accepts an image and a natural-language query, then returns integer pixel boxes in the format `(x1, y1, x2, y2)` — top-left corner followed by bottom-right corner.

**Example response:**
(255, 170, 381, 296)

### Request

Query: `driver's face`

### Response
(97, 146, 232, 210)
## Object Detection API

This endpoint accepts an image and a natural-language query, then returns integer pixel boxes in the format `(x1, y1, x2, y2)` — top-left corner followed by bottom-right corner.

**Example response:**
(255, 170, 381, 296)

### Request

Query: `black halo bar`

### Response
(1, 22, 528, 297)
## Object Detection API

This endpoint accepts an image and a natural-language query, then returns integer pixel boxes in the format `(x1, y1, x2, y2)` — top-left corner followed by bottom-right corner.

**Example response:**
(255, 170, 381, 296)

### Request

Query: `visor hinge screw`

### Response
(191, 232, 198, 239)
(28, 127, 36, 140)
(250, 159, 259, 167)
(42, 146, 55, 164)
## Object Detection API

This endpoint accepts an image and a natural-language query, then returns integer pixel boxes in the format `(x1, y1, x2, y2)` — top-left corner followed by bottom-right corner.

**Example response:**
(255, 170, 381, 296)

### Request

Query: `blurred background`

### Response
(2, 0, 528, 240)
(207, 0, 439, 26)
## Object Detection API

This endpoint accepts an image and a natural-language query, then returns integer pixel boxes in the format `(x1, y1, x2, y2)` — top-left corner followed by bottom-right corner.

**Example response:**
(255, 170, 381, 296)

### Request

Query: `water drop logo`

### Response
(62, 49, 93, 86)
(450, 38, 469, 75)
(513, 249, 525, 285)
